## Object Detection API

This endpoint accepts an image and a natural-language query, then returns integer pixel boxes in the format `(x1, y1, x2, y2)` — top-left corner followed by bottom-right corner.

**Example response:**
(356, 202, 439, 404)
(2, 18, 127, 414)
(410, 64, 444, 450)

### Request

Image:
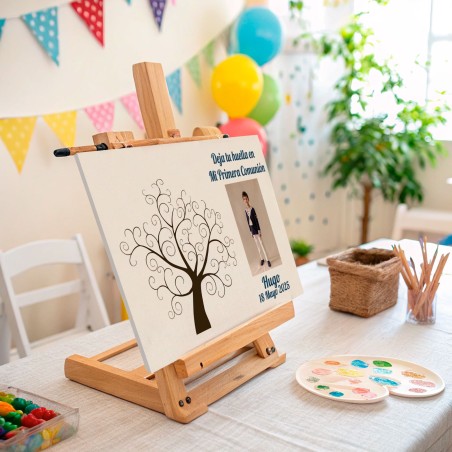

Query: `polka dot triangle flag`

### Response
(0, 117, 37, 173)
(120, 93, 144, 130)
(166, 69, 182, 114)
(185, 55, 201, 88)
(21, 7, 59, 65)
(84, 101, 115, 132)
(43, 111, 77, 147)
(0, 19, 5, 40)
(71, 0, 104, 46)
(150, 0, 167, 30)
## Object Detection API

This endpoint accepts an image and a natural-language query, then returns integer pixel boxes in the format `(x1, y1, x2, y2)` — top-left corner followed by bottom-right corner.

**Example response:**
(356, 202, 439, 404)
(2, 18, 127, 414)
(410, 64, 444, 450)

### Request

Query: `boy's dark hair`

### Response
(242, 191, 249, 198)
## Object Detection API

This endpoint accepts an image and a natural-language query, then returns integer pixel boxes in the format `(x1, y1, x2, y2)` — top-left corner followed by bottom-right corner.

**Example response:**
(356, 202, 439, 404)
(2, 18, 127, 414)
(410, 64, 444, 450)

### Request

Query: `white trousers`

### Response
(253, 235, 268, 261)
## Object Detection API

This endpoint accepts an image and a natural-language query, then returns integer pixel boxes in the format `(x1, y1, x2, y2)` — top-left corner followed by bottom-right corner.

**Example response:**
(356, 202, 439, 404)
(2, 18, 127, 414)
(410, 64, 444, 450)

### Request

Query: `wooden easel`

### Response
(64, 62, 295, 423)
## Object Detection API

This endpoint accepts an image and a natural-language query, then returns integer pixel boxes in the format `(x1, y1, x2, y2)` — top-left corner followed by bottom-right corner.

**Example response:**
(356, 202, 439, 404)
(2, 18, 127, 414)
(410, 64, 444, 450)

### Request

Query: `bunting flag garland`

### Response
(43, 111, 77, 147)
(71, 0, 104, 46)
(166, 69, 182, 114)
(120, 93, 144, 129)
(0, 117, 37, 172)
(22, 7, 59, 65)
(150, 0, 167, 30)
(84, 101, 115, 132)
(0, 19, 6, 40)
(1, 29, 223, 172)
(202, 40, 215, 69)
(185, 55, 201, 88)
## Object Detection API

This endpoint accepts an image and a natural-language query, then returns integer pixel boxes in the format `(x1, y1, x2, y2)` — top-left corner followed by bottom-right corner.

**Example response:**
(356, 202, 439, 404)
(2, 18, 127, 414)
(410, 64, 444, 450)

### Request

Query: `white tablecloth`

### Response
(1, 240, 451, 451)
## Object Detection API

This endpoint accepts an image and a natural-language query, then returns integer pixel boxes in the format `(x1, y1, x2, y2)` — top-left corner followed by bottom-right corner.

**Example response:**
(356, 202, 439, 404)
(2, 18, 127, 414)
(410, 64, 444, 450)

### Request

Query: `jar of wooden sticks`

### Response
(393, 238, 450, 325)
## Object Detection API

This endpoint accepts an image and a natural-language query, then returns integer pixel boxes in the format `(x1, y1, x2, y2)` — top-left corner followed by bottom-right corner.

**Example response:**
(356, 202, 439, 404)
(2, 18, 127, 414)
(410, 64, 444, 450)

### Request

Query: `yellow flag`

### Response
(0, 116, 37, 172)
(43, 111, 77, 147)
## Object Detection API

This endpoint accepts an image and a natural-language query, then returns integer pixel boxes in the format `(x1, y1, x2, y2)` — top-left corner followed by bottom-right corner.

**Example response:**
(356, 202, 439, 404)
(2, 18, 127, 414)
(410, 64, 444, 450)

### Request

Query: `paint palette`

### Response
(295, 355, 445, 404)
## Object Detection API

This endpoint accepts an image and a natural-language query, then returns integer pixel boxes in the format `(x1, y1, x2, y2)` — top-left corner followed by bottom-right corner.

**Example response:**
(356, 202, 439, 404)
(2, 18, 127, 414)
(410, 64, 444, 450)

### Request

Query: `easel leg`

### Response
(154, 364, 207, 423)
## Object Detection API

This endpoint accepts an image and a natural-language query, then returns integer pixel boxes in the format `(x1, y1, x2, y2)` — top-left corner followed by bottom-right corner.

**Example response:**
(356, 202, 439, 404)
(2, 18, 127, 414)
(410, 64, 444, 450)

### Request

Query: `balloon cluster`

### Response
(211, 7, 283, 156)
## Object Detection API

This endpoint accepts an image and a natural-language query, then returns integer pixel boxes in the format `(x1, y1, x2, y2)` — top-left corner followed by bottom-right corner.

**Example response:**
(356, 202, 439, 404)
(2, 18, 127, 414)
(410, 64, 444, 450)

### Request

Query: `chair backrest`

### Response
(0, 234, 110, 359)
(392, 204, 452, 241)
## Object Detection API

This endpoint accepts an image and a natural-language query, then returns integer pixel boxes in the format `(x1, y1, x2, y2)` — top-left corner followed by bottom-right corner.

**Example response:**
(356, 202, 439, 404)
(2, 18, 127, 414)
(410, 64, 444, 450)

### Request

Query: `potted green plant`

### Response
(290, 0, 449, 244)
(290, 239, 313, 266)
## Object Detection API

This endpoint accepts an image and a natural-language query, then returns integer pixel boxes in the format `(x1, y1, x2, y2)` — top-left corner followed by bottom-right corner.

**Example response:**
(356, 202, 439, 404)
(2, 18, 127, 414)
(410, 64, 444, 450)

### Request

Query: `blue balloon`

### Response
(231, 7, 283, 66)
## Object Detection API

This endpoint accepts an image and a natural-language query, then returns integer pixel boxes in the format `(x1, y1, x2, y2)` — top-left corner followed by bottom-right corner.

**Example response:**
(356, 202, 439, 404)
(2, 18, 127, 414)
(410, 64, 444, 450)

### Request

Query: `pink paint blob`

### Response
(410, 380, 435, 387)
(352, 387, 370, 394)
(361, 392, 378, 399)
(312, 368, 332, 375)
(409, 387, 427, 393)
(348, 379, 362, 384)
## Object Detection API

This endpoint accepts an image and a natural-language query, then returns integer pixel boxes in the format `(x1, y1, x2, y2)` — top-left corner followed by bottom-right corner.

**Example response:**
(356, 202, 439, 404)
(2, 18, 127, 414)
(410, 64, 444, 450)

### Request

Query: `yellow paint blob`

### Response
(337, 368, 364, 377)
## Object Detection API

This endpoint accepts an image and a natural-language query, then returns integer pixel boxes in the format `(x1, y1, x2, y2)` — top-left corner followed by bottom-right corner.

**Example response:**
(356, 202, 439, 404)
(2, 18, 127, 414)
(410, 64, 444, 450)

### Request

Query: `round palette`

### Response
(295, 355, 445, 404)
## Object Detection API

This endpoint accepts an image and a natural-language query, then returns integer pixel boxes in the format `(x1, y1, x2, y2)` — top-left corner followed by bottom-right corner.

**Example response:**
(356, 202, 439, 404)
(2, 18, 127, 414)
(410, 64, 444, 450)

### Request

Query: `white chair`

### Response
(0, 234, 110, 361)
(392, 204, 452, 241)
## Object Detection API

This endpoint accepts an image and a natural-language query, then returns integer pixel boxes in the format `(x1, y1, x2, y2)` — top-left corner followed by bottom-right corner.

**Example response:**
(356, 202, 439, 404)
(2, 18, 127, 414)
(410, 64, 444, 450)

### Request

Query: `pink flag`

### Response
(84, 101, 115, 132)
(120, 93, 144, 129)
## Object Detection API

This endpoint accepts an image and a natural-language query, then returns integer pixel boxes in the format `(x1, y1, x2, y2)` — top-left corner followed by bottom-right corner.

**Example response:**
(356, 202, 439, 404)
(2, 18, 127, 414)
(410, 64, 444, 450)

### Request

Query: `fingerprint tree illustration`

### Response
(120, 179, 237, 334)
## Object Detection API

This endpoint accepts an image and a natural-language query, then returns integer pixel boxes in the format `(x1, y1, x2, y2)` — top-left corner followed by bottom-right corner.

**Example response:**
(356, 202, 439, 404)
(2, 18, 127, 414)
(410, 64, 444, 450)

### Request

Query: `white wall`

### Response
(0, 0, 244, 338)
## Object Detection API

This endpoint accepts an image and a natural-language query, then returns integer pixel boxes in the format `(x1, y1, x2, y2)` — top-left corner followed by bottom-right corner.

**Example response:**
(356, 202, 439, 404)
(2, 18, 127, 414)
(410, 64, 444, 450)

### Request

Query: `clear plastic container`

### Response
(0, 385, 78, 451)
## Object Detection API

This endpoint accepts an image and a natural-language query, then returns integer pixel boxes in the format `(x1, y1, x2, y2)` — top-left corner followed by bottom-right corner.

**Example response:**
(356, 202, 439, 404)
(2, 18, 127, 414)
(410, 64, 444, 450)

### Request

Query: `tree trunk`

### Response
(361, 182, 372, 244)
(192, 280, 211, 334)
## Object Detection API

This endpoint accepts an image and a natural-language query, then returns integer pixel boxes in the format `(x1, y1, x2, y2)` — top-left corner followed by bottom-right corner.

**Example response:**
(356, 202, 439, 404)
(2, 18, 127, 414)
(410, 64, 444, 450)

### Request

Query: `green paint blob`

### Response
(316, 385, 330, 390)
(373, 360, 392, 368)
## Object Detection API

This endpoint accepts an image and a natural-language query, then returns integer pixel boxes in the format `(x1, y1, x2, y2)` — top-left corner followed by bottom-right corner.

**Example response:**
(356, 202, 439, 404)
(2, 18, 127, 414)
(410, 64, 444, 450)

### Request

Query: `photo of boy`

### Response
(225, 179, 281, 277)
(242, 191, 271, 268)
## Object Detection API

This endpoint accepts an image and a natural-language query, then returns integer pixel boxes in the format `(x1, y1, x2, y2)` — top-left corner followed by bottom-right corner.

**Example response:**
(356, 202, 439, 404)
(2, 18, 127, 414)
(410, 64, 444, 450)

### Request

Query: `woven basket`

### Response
(327, 248, 401, 318)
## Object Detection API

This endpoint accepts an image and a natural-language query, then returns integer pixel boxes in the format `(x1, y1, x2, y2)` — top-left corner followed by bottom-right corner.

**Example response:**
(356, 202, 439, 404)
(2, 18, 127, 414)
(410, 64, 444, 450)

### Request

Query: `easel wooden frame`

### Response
(64, 62, 295, 423)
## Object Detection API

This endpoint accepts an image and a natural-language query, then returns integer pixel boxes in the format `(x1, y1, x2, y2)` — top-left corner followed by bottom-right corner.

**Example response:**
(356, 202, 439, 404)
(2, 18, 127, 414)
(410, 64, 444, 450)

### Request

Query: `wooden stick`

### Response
(412, 253, 449, 317)
(54, 134, 226, 157)
(392, 246, 413, 289)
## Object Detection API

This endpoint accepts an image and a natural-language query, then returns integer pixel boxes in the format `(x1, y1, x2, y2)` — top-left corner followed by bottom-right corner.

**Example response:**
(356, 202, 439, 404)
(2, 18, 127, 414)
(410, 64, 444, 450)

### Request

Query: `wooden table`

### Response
(1, 239, 451, 451)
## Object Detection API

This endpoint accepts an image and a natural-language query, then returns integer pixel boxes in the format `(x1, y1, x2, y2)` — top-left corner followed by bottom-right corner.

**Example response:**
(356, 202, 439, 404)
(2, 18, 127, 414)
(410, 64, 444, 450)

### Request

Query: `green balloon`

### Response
(247, 74, 281, 126)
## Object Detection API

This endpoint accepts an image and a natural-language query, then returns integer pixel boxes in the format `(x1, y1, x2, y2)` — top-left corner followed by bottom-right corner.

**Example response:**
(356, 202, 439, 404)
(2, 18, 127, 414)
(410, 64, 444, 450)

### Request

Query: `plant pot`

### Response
(295, 256, 309, 266)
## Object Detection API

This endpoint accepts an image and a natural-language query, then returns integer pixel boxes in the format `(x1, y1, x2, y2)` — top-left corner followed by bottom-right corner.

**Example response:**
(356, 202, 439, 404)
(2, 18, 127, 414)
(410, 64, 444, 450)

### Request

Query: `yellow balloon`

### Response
(211, 54, 263, 118)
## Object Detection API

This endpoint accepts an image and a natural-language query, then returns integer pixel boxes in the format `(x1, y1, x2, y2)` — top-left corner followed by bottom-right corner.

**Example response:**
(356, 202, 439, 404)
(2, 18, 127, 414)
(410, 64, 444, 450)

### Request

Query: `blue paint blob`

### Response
(373, 368, 392, 375)
(369, 376, 400, 386)
(329, 391, 344, 397)
(351, 359, 369, 369)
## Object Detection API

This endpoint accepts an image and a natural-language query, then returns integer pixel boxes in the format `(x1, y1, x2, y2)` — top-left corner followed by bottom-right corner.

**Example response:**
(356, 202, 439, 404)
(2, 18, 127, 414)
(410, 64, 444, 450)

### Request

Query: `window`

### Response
(355, 0, 451, 139)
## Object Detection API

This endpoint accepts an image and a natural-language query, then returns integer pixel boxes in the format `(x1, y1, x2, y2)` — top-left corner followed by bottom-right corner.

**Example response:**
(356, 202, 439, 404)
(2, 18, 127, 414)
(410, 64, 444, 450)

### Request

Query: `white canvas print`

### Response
(76, 136, 303, 371)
